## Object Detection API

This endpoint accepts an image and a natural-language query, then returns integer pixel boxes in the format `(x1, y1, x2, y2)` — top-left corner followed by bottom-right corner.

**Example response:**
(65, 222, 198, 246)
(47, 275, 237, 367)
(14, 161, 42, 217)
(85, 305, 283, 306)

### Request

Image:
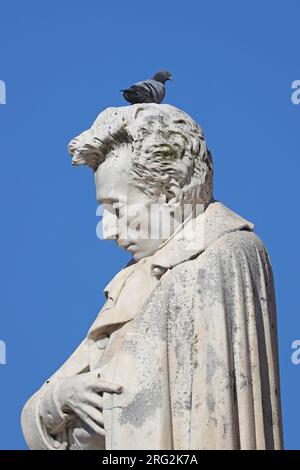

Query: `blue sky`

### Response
(0, 0, 299, 449)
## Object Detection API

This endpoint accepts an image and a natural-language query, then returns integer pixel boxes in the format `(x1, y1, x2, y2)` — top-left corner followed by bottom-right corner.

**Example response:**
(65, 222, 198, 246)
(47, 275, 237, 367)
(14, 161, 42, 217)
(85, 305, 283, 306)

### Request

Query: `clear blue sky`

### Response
(0, 0, 299, 449)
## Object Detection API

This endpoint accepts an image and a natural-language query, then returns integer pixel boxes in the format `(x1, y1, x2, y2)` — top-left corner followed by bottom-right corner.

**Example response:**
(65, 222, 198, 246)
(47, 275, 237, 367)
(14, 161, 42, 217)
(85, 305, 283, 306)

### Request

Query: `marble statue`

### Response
(21, 104, 283, 450)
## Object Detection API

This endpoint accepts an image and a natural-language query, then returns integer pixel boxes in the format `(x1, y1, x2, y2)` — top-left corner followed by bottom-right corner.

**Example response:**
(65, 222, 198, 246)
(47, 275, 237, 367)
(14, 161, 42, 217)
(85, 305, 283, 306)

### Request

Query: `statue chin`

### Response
(127, 245, 152, 262)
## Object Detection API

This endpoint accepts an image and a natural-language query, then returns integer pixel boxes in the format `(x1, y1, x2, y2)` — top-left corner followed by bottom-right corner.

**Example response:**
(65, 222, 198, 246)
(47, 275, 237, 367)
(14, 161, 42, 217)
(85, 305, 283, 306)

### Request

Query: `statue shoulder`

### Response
(164, 229, 271, 287)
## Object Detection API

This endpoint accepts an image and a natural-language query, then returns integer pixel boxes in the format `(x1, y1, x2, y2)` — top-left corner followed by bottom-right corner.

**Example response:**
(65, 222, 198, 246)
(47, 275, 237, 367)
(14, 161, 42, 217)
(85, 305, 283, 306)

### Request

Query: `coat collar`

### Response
(103, 201, 254, 292)
(149, 201, 254, 279)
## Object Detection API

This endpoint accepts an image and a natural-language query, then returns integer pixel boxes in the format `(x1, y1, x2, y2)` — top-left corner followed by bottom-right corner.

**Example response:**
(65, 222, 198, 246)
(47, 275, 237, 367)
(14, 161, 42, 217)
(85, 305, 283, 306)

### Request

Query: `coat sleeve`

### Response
(21, 338, 90, 450)
(164, 229, 283, 449)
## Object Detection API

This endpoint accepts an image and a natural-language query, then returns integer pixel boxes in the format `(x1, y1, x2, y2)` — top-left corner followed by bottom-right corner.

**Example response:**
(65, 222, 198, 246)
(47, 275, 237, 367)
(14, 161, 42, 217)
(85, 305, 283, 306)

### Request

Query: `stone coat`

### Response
(21, 202, 283, 450)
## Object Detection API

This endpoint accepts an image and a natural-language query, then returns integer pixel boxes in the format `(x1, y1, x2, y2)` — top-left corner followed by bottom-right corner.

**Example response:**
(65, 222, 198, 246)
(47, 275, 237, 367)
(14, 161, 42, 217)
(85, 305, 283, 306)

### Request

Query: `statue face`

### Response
(94, 146, 177, 261)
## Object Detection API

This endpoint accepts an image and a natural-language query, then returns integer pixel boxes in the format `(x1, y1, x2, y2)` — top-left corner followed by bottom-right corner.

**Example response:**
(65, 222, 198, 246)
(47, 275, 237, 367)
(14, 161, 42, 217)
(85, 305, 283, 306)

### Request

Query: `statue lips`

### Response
(116, 240, 136, 252)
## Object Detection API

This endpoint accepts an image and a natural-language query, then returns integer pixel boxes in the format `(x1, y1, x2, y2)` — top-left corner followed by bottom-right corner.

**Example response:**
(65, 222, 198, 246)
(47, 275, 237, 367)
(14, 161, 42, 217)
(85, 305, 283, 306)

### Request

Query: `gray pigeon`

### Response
(121, 70, 172, 104)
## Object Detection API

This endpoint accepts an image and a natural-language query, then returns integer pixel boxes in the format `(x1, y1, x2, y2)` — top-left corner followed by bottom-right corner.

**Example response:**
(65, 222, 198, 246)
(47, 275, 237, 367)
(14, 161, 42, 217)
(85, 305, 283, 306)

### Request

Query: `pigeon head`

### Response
(152, 70, 172, 84)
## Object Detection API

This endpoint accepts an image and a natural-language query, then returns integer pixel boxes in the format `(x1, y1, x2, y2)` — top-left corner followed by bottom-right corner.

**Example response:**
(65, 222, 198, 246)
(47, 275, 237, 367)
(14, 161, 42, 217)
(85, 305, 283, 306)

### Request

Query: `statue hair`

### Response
(68, 104, 213, 206)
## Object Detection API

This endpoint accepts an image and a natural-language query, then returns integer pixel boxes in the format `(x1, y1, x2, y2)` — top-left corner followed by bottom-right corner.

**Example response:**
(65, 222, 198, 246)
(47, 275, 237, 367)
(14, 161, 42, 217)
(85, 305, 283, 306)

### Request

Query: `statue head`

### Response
(68, 104, 213, 260)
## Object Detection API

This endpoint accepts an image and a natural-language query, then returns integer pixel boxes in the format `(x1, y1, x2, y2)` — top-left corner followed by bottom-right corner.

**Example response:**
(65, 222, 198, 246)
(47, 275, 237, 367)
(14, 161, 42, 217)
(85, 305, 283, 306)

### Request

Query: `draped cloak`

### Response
(21, 201, 283, 450)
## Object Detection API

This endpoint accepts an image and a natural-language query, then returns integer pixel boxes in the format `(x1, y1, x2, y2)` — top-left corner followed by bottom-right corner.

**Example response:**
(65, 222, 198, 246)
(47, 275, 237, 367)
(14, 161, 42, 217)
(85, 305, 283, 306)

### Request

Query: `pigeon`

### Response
(121, 70, 172, 104)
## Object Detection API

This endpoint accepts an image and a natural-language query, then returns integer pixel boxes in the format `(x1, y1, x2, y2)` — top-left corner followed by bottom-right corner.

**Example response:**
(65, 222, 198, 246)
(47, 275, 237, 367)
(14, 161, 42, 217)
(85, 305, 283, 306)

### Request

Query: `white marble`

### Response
(21, 104, 283, 449)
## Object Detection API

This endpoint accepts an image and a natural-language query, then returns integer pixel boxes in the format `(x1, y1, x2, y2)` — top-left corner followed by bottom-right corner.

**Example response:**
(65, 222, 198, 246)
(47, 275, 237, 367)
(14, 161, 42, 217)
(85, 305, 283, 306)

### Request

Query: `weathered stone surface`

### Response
(21, 104, 283, 450)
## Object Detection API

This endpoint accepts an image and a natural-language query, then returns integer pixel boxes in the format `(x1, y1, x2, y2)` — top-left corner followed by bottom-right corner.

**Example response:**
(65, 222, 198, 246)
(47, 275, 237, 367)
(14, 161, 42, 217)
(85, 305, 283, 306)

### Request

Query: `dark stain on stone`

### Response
(119, 382, 162, 428)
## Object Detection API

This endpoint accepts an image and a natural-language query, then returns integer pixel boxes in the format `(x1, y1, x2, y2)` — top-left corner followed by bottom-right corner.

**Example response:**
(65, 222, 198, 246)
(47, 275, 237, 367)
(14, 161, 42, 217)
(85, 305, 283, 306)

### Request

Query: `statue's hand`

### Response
(55, 371, 123, 437)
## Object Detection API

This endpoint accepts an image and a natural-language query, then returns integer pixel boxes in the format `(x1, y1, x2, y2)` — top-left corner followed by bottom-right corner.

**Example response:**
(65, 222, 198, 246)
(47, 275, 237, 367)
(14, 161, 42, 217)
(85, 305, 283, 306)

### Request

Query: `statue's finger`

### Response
(92, 377, 123, 394)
